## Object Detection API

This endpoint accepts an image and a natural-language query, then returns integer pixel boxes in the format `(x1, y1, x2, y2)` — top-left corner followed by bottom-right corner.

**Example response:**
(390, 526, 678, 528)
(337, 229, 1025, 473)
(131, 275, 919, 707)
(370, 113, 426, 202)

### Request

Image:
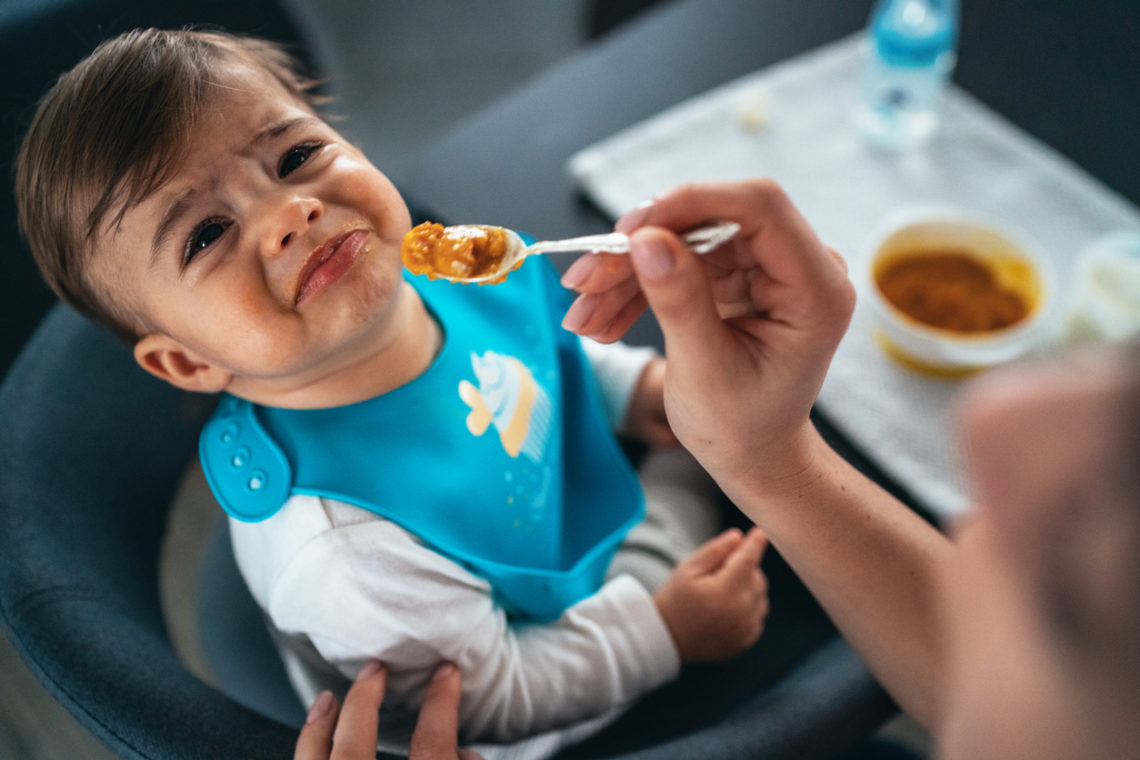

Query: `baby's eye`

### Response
(185, 218, 231, 265)
(279, 142, 323, 178)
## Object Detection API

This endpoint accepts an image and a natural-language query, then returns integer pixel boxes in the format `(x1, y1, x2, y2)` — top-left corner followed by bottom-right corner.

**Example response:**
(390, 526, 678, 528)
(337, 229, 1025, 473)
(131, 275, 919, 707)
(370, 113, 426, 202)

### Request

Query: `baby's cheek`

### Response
(346, 164, 412, 235)
(208, 299, 302, 374)
(222, 324, 292, 376)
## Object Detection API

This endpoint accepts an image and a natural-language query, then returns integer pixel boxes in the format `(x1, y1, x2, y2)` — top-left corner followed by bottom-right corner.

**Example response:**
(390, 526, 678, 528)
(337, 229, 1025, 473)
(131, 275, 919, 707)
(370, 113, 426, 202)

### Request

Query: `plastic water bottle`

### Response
(854, 0, 959, 151)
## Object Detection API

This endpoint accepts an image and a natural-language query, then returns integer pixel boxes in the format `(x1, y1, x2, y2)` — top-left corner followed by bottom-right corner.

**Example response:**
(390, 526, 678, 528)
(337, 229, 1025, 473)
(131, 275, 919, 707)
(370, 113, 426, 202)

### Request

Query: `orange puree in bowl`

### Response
(876, 251, 1029, 332)
(401, 222, 511, 282)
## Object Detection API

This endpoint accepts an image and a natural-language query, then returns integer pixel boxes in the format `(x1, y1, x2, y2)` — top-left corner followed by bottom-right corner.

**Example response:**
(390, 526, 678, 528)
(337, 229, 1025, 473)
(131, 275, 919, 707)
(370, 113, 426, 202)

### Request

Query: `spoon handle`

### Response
(527, 221, 740, 257)
(528, 232, 632, 255)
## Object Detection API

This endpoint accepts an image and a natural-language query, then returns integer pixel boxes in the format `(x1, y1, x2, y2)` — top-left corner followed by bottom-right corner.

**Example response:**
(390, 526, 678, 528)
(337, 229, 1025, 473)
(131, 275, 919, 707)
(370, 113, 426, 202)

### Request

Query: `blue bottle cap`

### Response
(872, 0, 958, 68)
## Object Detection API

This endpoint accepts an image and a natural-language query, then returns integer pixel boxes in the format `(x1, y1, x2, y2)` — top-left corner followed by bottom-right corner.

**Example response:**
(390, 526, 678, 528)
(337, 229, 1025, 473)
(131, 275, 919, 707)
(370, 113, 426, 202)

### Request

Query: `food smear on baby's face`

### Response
(401, 222, 516, 284)
(875, 250, 1031, 332)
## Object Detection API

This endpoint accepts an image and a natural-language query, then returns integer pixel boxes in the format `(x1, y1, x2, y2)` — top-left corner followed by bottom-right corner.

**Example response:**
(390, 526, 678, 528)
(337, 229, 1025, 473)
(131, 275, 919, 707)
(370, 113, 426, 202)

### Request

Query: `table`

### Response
(404, 0, 869, 241)
(404, 0, 1140, 234)
(403, 0, 1140, 519)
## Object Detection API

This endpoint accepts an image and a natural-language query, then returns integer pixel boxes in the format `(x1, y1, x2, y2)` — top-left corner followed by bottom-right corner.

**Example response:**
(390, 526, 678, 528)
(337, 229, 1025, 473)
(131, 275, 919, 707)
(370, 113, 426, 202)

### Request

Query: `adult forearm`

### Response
(559, 178, 953, 727)
(721, 425, 953, 730)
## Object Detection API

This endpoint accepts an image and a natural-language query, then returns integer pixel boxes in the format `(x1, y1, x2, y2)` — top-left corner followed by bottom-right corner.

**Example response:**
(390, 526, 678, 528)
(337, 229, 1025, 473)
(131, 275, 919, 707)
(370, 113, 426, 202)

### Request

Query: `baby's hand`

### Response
(653, 527, 770, 663)
(623, 357, 678, 448)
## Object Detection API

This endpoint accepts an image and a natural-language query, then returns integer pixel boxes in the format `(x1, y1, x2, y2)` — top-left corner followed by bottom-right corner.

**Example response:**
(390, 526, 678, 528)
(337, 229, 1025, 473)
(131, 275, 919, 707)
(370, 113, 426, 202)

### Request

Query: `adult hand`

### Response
(561, 180, 855, 490)
(295, 661, 484, 760)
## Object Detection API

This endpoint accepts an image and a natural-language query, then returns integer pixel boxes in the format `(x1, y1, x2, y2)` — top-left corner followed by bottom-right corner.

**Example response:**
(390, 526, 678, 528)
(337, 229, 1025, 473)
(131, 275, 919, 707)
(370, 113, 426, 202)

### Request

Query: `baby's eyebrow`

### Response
(242, 116, 320, 155)
(151, 188, 197, 265)
(147, 116, 322, 264)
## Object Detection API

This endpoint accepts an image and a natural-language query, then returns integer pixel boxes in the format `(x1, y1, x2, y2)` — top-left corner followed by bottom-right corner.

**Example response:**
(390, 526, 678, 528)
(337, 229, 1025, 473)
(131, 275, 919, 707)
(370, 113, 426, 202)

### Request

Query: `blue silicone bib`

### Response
(200, 260, 644, 620)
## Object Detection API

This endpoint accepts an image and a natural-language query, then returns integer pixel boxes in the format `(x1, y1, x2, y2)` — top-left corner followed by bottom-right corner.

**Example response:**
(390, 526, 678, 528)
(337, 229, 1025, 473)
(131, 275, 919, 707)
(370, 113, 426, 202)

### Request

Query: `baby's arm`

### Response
(579, 337, 675, 446)
(265, 508, 681, 741)
(578, 336, 656, 429)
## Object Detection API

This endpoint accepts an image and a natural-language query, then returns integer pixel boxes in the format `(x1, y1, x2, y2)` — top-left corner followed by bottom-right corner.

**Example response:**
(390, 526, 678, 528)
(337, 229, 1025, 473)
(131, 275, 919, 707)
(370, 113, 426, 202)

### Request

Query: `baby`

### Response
(16, 28, 769, 750)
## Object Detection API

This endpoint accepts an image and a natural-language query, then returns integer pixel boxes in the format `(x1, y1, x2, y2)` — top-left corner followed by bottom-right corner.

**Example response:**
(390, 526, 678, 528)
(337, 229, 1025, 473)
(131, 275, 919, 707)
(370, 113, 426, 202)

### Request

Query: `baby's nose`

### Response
(273, 197, 323, 252)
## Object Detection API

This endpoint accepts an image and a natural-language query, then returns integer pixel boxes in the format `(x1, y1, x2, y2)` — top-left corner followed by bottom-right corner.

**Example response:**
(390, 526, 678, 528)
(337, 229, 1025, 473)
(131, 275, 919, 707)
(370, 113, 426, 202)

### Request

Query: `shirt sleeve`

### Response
(579, 337, 658, 430)
(257, 497, 680, 742)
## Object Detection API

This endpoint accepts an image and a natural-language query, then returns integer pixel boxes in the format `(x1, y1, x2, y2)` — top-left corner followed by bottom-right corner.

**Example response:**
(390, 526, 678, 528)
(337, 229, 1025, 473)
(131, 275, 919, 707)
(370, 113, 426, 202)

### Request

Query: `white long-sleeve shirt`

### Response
(229, 339, 684, 751)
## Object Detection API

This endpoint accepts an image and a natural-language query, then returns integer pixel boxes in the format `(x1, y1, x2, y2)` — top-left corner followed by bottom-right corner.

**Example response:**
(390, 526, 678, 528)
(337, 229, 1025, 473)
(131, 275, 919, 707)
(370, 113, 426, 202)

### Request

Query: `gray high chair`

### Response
(0, 0, 898, 750)
(0, 300, 899, 760)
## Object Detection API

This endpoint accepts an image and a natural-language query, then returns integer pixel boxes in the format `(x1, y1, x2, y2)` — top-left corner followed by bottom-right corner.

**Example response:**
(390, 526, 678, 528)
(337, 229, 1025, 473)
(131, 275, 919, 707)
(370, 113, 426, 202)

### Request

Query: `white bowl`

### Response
(861, 206, 1059, 376)
(1067, 230, 1140, 342)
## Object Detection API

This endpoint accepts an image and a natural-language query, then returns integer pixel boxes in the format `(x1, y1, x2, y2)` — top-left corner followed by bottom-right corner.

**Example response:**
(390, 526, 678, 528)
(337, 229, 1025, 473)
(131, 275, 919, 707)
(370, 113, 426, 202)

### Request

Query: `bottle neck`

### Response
(872, 0, 959, 68)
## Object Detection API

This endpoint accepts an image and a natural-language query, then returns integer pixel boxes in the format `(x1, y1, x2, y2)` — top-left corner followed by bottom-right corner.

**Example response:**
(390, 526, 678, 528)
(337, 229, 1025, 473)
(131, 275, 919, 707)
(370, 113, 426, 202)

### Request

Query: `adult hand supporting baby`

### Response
(295, 662, 484, 760)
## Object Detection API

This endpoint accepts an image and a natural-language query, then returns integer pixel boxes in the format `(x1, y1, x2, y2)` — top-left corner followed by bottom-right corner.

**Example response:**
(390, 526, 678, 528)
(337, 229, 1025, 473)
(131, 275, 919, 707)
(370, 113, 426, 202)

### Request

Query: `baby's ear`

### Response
(133, 333, 232, 393)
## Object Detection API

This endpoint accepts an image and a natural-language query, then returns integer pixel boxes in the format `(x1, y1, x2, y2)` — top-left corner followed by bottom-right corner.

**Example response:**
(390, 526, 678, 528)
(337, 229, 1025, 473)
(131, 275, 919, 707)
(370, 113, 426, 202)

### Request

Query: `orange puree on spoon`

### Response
(401, 222, 514, 284)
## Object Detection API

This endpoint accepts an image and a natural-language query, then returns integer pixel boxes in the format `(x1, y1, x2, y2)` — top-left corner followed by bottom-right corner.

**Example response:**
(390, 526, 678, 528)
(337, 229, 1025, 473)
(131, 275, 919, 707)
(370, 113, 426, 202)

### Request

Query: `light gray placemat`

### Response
(568, 35, 1140, 518)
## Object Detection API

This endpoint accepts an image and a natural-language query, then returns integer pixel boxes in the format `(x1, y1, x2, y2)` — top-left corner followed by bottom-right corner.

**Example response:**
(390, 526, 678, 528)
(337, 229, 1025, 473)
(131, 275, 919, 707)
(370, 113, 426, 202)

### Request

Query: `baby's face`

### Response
(103, 67, 413, 404)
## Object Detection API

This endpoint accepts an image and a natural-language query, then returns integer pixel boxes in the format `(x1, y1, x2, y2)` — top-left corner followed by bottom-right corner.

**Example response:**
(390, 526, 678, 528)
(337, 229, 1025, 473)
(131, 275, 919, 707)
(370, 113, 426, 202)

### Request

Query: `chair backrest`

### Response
(0, 306, 301, 759)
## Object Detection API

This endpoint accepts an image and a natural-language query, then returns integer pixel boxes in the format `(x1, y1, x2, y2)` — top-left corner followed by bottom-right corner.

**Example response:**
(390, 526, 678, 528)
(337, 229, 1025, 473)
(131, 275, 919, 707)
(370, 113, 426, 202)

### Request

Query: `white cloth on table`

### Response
(567, 34, 1140, 519)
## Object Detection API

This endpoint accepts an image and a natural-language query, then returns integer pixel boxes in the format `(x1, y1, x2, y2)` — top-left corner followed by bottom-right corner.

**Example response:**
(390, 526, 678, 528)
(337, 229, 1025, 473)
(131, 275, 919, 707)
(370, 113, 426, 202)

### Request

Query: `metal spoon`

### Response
(436, 220, 741, 284)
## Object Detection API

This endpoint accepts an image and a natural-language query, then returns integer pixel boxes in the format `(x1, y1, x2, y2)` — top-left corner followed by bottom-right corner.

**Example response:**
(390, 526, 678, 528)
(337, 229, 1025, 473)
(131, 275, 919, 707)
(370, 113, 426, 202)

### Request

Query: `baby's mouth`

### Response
(295, 229, 368, 305)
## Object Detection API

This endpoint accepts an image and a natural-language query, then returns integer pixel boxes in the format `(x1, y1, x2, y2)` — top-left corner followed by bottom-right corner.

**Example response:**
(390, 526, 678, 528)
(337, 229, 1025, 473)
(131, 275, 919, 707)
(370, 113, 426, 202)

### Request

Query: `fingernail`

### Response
(560, 255, 595, 290)
(356, 660, 383, 682)
(630, 234, 674, 280)
(432, 662, 456, 681)
(306, 691, 335, 724)
(616, 199, 654, 233)
(561, 294, 597, 332)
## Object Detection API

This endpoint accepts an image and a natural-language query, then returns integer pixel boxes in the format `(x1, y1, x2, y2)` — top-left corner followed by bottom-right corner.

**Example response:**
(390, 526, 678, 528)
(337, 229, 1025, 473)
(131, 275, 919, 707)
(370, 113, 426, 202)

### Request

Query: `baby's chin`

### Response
(222, 264, 422, 408)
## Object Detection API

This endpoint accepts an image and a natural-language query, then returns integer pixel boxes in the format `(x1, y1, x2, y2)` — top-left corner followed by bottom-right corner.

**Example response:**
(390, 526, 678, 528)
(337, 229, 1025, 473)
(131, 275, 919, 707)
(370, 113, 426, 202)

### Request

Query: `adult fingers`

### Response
(294, 692, 340, 760)
(589, 292, 650, 345)
(627, 226, 735, 364)
(561, 275, 645, 339)
(331, 661, 386, 759)
(409, 664, 464, 760)
(564, 251, 752, 339)
(560, 252, 635, 294)
(622, 181, 845, 302)
(825, 245, 849, 274)
(618, 180, 799, 243)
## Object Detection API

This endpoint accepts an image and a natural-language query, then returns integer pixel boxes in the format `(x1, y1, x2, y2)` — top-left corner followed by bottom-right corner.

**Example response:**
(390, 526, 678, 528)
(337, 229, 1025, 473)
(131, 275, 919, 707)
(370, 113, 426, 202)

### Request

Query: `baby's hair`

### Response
(15, 28, 325, 342)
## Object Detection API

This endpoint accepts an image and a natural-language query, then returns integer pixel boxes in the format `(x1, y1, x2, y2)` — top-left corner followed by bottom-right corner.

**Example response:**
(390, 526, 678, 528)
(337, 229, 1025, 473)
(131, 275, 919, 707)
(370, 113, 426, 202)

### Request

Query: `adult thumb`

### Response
(628, 227, 728, 358)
